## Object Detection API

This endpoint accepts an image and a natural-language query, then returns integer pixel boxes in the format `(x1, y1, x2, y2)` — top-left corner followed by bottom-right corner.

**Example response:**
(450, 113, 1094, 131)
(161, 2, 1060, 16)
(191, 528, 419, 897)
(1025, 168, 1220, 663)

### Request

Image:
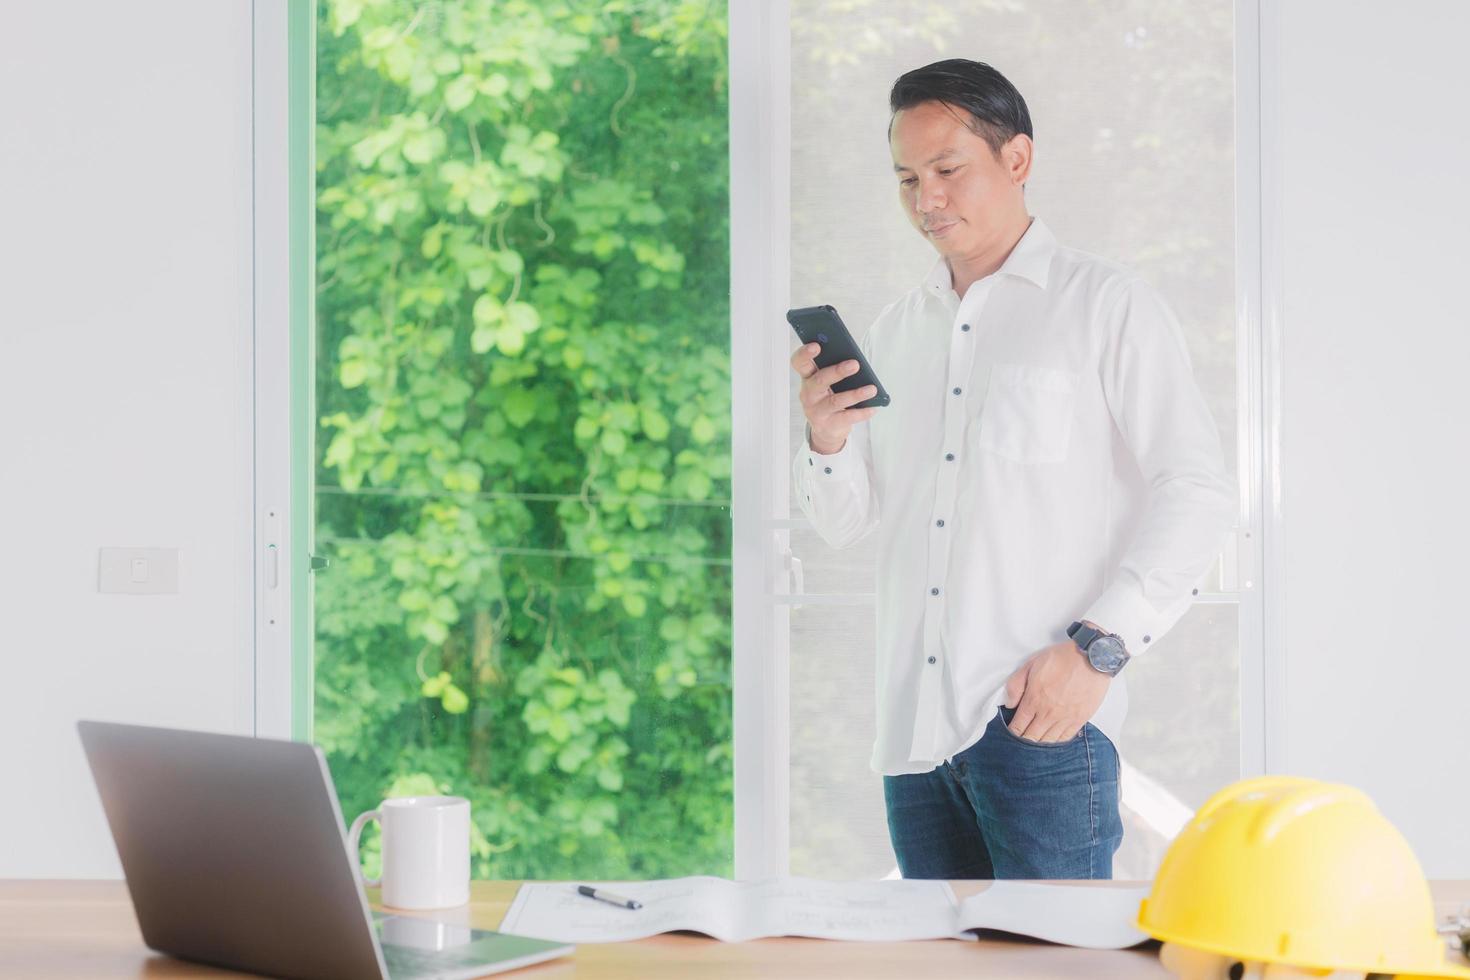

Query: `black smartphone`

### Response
(786, 305, 892, 409)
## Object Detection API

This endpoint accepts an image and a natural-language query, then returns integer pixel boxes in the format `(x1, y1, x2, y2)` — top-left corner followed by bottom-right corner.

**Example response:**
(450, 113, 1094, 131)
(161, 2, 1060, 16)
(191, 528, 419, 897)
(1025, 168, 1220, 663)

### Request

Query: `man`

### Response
(789, 59, 1233, 880)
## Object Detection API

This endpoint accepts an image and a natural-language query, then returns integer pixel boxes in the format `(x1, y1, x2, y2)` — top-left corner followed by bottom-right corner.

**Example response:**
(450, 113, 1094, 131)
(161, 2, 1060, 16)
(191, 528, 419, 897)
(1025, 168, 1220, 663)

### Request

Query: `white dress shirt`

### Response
(793, 216, 1234, 776)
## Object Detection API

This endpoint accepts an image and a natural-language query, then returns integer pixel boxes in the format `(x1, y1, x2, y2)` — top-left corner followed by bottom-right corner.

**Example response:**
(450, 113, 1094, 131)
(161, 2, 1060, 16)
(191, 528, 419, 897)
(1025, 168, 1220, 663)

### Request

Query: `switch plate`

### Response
(99, 547, 179, 594)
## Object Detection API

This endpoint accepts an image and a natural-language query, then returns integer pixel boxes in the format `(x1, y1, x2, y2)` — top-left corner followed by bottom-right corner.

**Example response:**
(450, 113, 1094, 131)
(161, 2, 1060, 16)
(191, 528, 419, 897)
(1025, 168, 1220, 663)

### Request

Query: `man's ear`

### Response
(1004, 133, 1033, 187)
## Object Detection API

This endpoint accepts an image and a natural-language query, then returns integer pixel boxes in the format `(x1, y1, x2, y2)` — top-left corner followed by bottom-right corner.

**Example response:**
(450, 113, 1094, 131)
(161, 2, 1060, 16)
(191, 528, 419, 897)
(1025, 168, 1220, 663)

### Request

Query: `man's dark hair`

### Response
(889, 59, 1033, 157)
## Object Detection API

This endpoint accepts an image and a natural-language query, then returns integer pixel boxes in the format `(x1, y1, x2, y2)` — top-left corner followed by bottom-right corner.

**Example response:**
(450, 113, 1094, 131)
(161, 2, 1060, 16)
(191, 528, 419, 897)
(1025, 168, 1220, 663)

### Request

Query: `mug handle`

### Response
(347, 809, 383, 889)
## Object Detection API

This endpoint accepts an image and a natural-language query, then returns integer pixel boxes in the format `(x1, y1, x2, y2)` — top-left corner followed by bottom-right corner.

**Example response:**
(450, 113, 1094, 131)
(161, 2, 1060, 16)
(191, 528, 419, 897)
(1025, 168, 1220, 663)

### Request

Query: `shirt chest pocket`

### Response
(973, 363, 1080, 464)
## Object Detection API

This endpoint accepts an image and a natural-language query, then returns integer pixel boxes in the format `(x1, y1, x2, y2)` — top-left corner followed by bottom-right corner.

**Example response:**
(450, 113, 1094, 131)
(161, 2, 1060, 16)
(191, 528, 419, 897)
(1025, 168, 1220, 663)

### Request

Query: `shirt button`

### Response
(935, 519, 945, 528)
(808, 458, 813, 466)
(1143, 635, 1152, 644)
(961, 323, 971, 332)
(823, 466, 832, 474)
(1192, 588, 1199, 595)
(930, 587, 940, 596)
(927, 656, 937, 665)
(944, 453, 955, 462)
(952, 387, 962, 395)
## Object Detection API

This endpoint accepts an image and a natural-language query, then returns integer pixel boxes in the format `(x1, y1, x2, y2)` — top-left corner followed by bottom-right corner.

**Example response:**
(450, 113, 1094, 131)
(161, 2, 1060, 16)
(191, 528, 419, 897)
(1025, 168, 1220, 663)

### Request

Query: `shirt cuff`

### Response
(1081, 581, 1177, 658)
(801, 425, 858, 479)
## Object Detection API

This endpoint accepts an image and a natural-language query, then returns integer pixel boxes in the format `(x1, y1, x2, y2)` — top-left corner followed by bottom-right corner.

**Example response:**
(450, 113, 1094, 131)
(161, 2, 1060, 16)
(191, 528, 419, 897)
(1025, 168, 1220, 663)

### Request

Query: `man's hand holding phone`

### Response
(791, 343, 880, 455)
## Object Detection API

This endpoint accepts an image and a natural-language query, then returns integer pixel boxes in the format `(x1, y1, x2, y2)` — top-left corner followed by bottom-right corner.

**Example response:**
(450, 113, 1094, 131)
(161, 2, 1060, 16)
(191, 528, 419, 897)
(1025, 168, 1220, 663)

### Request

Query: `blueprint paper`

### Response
(499, 876, 1150, 947)
(958, 881, 1151, 949)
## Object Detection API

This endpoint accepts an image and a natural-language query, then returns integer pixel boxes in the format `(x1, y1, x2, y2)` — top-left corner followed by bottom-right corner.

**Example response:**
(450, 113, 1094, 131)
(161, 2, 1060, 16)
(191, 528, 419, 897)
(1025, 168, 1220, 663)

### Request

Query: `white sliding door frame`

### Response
(730, 0, 794, 880)
(1252, 0, 1288, 778)
(250, 0, 1284, 874)
(1236, 0, 1287, 778)
(251, 0, 307, 742)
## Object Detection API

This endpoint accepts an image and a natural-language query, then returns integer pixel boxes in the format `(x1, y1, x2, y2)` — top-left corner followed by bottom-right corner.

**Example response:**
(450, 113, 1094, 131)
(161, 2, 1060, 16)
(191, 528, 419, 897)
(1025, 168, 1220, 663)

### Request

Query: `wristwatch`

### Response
(1067, 621, 1131, 676)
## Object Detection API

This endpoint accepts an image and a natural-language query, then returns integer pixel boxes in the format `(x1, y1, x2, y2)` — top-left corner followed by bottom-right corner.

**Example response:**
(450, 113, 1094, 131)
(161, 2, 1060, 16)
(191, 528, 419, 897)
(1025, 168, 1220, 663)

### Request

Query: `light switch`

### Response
(100, 547, 179, 595)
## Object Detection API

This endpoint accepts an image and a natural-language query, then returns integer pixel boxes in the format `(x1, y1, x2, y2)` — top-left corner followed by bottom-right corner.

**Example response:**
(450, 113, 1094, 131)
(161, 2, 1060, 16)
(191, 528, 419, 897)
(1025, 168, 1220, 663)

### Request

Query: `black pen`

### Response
(577, 885, 643, 910)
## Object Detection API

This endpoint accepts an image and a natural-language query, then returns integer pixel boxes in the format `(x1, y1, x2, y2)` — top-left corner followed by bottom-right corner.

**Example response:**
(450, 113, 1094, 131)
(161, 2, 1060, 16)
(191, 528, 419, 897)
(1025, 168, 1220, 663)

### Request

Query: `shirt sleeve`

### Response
(1081, 276, 1235, 657)
(791, 329, 882, 550)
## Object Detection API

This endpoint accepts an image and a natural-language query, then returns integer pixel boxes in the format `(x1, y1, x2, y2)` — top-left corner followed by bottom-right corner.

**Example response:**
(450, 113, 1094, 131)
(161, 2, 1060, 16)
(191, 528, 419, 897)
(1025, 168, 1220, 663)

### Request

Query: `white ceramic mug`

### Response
(348, 795, 471, 909)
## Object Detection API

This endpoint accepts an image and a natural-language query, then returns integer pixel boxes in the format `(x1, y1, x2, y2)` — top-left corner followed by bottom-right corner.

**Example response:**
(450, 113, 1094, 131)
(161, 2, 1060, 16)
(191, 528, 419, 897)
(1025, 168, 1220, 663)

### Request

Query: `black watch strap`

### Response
(1068, 620, 1130, 675)
(1068, 620, 1104, 650)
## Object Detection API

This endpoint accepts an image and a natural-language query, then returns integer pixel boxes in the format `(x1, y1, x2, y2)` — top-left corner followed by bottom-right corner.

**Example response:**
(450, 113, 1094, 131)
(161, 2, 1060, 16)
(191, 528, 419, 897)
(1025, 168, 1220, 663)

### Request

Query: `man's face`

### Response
(889, 100, 1030, 258)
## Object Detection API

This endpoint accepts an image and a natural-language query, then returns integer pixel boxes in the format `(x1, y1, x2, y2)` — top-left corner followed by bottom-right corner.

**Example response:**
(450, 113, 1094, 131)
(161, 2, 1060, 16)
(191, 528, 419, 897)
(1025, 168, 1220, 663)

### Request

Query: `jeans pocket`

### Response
(993, 704, 1086, 747)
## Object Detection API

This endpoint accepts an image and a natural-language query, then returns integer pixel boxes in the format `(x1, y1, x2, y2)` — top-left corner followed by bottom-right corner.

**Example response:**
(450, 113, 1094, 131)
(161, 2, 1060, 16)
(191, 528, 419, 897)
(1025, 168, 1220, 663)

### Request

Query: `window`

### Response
(308, 0, 734, 880)
(261, 0, 1262, 882)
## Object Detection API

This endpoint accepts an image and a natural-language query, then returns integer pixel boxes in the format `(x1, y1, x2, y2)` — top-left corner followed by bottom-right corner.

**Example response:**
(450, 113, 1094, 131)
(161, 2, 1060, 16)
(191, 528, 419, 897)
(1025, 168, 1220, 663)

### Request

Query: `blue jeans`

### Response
(882, 704, 1123, 879)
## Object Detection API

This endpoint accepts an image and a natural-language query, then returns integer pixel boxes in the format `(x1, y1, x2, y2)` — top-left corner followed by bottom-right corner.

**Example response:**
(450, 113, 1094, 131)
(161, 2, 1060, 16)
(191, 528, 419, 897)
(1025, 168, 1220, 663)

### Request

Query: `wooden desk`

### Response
(3, 880, 1468, 979)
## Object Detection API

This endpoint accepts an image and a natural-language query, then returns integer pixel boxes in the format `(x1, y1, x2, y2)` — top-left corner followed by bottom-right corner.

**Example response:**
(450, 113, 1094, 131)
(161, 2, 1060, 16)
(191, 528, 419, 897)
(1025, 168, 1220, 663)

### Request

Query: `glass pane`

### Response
(788, 0, 1239, 879)
(1114, 601, 1238, 877)
(790, 603, 895, 878)
(312, 0, 733, 880)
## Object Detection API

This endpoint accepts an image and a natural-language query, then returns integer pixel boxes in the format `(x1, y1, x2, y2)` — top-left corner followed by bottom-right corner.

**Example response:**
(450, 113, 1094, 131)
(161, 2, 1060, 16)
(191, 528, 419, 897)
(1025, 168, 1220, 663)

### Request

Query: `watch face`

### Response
(1087, 635, 1129, 674)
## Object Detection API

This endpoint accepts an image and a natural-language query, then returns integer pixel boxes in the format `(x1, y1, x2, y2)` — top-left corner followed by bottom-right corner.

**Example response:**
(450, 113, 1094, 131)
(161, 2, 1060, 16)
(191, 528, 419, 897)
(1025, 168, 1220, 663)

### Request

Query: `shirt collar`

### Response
(923, 215, 1056, 297)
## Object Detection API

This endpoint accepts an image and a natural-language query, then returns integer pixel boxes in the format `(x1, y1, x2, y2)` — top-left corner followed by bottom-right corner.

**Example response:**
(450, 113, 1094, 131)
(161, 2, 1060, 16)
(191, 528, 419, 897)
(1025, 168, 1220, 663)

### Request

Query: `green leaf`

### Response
(399, 588, 430, 612)
(556, 739, 593, 773)
(470, 326, 495, 354)
(503, 387, 537, 428)
(684, 471, 713, 500)
(444, 74, 477, 112)
(495, 326, 527, 357)
(600, 430, 627, 457)
(472, 294, 504, 328)
(323, 431, 354, 470)
(506, 301, 541, 335)
(402, 128, 443, 164)
(640, 406, 670, 441)
(441, 683, 469, 714)
(496, 250, 525, 276)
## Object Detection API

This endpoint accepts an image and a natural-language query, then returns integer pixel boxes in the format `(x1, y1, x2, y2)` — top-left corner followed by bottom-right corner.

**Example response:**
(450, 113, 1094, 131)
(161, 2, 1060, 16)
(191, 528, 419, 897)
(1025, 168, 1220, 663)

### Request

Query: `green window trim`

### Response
(288, 0, 316, 742)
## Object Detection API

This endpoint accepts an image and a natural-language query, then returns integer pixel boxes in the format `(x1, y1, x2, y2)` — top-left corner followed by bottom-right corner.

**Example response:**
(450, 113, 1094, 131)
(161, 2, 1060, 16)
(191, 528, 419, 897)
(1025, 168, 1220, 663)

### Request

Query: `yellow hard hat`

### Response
(1137, 775, 1470, 978)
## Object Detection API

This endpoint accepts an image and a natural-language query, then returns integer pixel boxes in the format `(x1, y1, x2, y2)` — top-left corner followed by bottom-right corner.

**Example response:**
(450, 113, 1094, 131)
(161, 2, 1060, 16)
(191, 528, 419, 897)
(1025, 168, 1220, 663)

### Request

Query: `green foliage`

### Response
(314, 0, 732, 879)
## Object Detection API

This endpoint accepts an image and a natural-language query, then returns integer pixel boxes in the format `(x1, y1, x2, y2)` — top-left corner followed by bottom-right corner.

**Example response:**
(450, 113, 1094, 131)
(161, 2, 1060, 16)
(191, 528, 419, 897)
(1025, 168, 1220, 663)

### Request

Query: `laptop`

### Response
(77, 720, 573, 979)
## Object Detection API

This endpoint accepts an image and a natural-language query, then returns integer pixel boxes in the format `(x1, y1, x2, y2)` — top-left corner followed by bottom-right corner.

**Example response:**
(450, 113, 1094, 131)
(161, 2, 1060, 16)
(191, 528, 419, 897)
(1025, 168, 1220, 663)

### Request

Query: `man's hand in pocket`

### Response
(1003, 640, 1111, 743)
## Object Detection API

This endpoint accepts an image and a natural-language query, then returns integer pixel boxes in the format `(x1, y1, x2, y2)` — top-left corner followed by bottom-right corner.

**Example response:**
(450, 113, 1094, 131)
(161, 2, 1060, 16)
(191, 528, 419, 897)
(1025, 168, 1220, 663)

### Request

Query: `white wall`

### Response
(1278, 0, 1470, 876)
(0, 1, 254, 876)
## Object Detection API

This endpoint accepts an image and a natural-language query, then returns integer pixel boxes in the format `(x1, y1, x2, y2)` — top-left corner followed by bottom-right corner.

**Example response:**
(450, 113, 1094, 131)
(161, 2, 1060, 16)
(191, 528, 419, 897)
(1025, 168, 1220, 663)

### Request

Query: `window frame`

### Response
(250, 0, 1284, 875)
(252, 0, 314, 743)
